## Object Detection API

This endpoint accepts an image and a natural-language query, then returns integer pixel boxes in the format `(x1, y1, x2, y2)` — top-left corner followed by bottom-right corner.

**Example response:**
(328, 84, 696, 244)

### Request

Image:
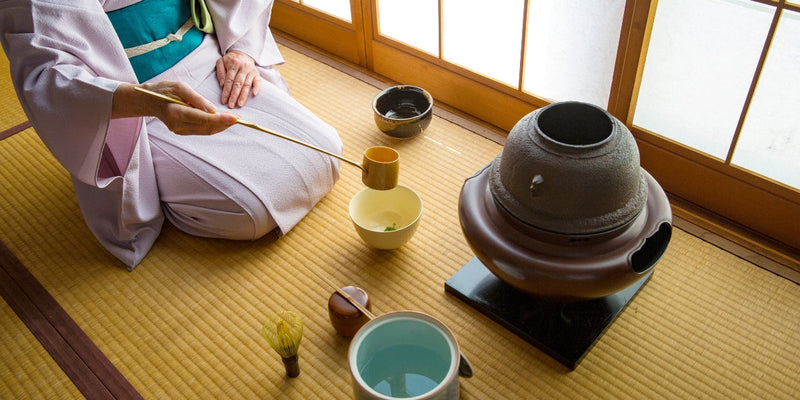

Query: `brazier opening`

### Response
(537, 102, 613, 146)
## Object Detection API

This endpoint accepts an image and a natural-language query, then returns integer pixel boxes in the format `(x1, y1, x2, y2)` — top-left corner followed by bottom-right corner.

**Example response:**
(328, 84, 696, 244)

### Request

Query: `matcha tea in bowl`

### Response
(348, 185, 422, 249)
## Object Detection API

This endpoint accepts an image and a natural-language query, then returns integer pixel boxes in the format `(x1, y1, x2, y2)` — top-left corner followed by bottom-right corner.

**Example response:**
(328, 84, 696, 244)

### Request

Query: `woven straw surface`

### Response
(1, 41, 799, 399)
(0, 53, 25, 131)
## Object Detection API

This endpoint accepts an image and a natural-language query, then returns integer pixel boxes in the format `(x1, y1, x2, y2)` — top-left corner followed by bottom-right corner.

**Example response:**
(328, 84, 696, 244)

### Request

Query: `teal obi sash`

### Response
(107, 0, 204, 82)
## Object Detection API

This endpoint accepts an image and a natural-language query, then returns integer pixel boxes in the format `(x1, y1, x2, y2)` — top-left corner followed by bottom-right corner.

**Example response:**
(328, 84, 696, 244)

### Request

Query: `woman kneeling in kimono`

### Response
(0, 0, 342, 268)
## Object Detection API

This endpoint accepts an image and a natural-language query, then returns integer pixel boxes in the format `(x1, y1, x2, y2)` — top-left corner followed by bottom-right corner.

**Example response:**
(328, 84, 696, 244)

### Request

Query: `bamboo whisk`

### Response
(261, 311, 304, 377)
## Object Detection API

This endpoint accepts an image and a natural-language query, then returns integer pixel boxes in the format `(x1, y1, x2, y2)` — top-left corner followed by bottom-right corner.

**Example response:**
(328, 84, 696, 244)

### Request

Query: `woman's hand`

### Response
(216, 50, 260, 109)
(113, 81, 240, 136)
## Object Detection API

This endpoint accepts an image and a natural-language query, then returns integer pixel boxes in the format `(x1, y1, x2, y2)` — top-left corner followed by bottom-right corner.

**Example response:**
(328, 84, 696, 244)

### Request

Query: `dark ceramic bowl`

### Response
(372, 85, 433, 139)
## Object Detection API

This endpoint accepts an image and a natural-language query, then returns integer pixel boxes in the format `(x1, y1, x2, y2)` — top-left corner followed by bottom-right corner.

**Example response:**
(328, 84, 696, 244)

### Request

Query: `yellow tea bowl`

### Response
(349, 185, 422, 249)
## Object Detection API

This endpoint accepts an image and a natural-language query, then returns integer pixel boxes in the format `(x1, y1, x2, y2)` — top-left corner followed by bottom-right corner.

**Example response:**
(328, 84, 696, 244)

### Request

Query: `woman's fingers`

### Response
(228, 69, 259, 108)
(133, 81, 239, 136)
(251, 71, 262, 98)
(217, 51, 259, 108)
(172, 82, 217, 113)
(143, 81, 216, 113)
(164, 103, 239, 135)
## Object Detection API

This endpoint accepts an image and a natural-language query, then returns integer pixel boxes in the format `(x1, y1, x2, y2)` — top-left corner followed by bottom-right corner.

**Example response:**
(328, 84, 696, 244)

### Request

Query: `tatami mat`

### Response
(1, 38, 799, 399)
(0, 50, 26, 135)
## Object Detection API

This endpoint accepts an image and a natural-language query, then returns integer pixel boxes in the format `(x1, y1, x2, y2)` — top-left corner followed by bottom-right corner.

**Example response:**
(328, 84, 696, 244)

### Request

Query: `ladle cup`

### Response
(134, 87, 400, 190)
(360, 146, 399, 190)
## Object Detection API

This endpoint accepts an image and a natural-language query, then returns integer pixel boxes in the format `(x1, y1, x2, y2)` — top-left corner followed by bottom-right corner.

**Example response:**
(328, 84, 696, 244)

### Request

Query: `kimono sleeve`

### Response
(1, 0, 140, 185)
(0, 0, 163, 269)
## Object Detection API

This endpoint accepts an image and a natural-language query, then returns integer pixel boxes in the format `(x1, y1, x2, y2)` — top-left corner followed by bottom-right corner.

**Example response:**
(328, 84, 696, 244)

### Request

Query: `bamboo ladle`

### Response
(134, 87, 399, 190)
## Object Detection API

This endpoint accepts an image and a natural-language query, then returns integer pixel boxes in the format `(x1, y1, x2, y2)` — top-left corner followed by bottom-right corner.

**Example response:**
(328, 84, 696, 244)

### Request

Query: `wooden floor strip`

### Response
(0, 241, 143, 400)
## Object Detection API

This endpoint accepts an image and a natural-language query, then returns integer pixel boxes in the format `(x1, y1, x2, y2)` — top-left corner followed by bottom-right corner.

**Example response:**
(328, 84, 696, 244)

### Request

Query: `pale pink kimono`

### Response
(1, 0, 342, 269)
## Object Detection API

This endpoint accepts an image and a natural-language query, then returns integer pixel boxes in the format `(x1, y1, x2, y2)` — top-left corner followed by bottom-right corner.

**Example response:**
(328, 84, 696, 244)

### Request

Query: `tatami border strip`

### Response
(0, 121, 31, 141)
(0, 241, 143, 400)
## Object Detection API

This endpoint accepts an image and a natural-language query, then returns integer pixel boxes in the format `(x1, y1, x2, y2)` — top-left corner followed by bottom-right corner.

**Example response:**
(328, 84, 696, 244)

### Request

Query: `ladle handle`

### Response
(133, 86, 365, 171)
(234, 119, 364, 171)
